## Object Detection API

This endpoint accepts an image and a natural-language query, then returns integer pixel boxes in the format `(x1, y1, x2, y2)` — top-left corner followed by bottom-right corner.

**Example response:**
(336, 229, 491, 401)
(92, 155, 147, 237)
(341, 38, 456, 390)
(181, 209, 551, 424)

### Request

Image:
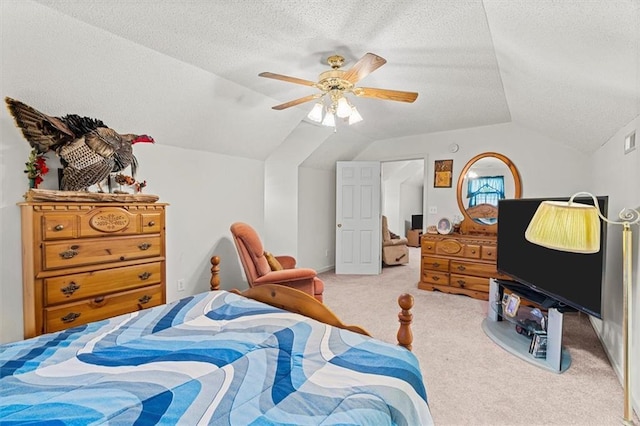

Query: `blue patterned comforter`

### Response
(0, 290, 433, 425)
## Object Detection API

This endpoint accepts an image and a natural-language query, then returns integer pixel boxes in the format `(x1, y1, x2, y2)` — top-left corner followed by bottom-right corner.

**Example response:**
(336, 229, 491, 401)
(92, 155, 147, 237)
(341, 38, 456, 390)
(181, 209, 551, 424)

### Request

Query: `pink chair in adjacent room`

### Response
(230, 222, 324, 302)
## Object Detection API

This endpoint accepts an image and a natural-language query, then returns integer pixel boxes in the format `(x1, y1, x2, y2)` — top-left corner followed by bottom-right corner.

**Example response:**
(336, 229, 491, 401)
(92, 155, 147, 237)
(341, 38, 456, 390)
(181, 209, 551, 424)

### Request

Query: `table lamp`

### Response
(525, 191, 639, 425)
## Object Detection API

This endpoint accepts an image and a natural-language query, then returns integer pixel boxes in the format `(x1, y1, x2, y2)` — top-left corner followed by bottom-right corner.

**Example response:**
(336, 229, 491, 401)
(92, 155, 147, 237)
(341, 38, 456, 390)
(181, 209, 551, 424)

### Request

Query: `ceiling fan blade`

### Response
(342, 53, 387, 84)
(259, 72, 316, 87)
(271, 94, 322, 110)
(353, 87, 419, 103)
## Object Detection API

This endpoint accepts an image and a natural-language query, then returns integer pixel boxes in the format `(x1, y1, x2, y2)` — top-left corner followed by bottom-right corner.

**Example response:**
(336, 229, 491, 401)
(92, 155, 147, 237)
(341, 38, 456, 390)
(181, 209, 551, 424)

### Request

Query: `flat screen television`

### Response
(497, 196, 608, 319)
(411, 214, 423, 230)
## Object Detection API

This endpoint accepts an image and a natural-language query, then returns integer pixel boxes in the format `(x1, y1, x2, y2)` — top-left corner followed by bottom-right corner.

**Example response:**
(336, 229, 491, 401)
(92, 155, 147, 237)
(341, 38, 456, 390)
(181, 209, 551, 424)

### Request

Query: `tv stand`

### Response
(482, 279, 571, 373)
(495, 279, 578, 314)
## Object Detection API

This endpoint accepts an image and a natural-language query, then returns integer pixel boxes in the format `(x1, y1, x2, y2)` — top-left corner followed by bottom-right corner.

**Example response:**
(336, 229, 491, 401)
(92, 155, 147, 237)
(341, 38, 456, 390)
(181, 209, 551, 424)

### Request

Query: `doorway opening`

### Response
(381, 158, 425, 243)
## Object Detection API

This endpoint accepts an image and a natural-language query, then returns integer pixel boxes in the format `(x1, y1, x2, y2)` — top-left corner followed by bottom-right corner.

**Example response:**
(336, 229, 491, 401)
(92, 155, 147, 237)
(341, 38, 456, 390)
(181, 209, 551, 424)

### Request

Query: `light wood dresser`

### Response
(418, 233, 509, 300)
(19, 201, 167, 338)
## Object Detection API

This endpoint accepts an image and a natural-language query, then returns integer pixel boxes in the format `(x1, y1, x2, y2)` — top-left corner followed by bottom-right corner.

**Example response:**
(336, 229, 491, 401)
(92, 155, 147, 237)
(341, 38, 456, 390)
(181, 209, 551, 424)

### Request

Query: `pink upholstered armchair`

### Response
(230, 222, 324, 302)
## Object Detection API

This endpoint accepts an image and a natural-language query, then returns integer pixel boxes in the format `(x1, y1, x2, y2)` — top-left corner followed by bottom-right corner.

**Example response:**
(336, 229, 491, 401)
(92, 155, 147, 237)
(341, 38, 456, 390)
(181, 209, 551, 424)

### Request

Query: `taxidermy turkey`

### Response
(5, 97, 154, 191)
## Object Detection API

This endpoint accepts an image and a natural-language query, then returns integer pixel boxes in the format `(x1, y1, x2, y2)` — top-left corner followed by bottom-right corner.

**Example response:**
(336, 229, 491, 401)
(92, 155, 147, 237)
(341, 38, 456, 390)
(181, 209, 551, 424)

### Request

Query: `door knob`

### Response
(337, 224, 342, 228)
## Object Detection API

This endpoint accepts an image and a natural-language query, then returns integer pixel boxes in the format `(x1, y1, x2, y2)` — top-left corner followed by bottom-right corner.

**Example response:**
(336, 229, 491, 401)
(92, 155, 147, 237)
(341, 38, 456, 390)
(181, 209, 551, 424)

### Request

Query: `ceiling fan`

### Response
(258, 52, 418, 125)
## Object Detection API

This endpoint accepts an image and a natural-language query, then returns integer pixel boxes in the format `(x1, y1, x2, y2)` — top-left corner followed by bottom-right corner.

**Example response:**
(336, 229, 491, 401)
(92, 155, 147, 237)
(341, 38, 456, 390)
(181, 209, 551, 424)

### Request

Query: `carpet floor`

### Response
(319, 247, 638, 426)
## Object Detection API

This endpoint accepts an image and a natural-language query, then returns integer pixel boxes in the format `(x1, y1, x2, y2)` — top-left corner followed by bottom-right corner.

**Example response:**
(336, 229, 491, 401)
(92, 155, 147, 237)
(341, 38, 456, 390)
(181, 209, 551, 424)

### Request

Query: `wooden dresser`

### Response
(19, 201, 167, 338)
(418, 233, 508, 300)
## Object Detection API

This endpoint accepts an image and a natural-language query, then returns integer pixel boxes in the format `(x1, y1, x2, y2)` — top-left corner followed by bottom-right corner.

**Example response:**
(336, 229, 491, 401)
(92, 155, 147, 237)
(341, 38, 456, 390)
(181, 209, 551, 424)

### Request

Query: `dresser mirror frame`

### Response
(456, 152, 522, 235)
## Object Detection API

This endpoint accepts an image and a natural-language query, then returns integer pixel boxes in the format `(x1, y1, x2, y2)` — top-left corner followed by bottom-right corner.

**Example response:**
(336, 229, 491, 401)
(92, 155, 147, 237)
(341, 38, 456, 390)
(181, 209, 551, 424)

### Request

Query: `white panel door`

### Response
(335, 161, 381, 275)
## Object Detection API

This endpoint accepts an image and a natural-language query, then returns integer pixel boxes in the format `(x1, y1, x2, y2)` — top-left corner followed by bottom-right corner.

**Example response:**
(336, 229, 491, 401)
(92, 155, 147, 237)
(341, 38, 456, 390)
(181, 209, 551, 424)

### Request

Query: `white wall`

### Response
(0, 1, 266, 343)
(381, 178, 423, 236)
(382, 178, 402, 232)
(264, 122, 330, 257)
(298, 167, 335, 272)
(355, 122, 592, 223)
(590, 115, 639, 415)
(400, 182, 424, 235)
(381, 159, 424, 235)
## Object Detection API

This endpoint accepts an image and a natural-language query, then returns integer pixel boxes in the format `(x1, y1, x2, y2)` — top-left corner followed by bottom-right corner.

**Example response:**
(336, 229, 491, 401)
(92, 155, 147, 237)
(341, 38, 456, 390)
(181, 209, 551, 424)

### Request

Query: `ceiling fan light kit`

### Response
(321, 110, 336, 127)
(307, 102, 324, 122)
(335, 96, 352, 118)
(259, 52, 418, 130)
(348, 106, 363, 125)
(308, 89, 361, 128)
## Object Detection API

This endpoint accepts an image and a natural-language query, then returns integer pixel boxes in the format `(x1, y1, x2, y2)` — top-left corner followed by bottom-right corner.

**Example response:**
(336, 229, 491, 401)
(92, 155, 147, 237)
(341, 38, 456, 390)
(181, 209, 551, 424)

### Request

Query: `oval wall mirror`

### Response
(456, 152, 522, 235)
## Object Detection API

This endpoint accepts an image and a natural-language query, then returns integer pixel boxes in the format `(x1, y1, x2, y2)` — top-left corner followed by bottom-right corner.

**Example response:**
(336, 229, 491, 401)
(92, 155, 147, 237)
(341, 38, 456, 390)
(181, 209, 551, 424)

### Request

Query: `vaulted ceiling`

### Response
(31, 0, 640, 163)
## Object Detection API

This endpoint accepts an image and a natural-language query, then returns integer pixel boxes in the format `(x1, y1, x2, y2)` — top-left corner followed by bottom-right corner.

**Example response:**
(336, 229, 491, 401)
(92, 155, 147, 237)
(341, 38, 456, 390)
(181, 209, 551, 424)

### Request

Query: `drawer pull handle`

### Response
(139, 295, 152, 304)
(432, 275, 439, 281)
(457, 280, 466, 287)
(432, 262, 440, 268)
(148, 221, 155, 227)
(61, 312, 81, 323)
(93, 296, 105, 303)
(457, 265, 466, 271)
(471, 250, 476, 254)
(59, 249, 78, 259)
(61, 282, 80, 297)
(54, 224, 64, 231)
(138, 242, 151, 250)
(139, 272, 152, 280)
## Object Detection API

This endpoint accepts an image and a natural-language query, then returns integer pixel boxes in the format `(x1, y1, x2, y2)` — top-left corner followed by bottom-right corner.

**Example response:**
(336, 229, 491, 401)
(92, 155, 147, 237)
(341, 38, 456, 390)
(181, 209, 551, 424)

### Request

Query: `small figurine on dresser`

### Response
(6, 97, 154, 192)
(452, 214, 463, 233)
(112, 173, 147, 194)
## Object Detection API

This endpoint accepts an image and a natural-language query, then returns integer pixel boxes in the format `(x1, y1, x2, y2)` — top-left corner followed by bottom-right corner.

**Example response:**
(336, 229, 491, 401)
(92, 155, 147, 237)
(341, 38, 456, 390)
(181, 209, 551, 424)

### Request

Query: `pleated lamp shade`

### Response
(525, 200, 601, 253)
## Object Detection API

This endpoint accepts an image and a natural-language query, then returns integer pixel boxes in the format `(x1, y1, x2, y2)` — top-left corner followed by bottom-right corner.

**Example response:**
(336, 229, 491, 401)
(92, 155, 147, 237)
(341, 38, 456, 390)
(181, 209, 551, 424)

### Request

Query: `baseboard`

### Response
(589, 316, 639, 419)
(316, 265, 334, 274)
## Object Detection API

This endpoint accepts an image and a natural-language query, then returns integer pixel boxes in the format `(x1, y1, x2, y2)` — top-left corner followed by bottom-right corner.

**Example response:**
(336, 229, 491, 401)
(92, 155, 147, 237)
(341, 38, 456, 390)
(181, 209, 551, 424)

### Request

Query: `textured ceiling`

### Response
(31, 0, 640, 158)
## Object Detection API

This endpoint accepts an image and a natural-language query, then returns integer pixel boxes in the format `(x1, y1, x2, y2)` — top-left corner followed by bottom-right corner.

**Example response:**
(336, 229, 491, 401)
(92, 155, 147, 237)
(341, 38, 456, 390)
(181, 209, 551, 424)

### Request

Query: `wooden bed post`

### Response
(210, 256, 220, 291)
(397, 293, 414, 351)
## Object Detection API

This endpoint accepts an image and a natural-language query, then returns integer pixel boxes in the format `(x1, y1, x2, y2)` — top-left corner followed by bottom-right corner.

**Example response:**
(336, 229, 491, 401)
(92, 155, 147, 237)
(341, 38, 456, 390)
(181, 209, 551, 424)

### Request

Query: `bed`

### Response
(0, 256, 433, 425)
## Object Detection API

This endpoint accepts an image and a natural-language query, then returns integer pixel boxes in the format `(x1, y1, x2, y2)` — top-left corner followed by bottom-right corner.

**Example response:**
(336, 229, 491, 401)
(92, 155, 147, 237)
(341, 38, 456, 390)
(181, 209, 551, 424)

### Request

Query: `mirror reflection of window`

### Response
(466, 175, 505, 224)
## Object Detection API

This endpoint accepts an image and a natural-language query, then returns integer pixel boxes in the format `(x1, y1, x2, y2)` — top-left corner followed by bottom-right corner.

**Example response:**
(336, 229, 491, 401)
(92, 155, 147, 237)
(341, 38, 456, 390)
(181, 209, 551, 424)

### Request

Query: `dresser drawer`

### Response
(45, 284, 163, 333)
(44, 262, 163, 305)
(422, 238, 436, 254)
(42, 214, 77, 240)
(422, 270, 449, 286)
(141, 212, 163, 233)
(435, 239, 464, 257)
(449, 274, 490, 292)
(464, 244, 481, 259)
(481, 245, 497, 260)
(450, 260, 497, 277)
(422, 256, 449, 272)
(43, 235, 162, 270)
(78, 207, 140, 237)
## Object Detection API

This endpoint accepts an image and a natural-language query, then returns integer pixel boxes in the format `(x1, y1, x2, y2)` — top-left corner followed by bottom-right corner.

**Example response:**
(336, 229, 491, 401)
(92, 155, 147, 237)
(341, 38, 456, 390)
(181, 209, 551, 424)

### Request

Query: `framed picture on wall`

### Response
(434, 159, 453, 188)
